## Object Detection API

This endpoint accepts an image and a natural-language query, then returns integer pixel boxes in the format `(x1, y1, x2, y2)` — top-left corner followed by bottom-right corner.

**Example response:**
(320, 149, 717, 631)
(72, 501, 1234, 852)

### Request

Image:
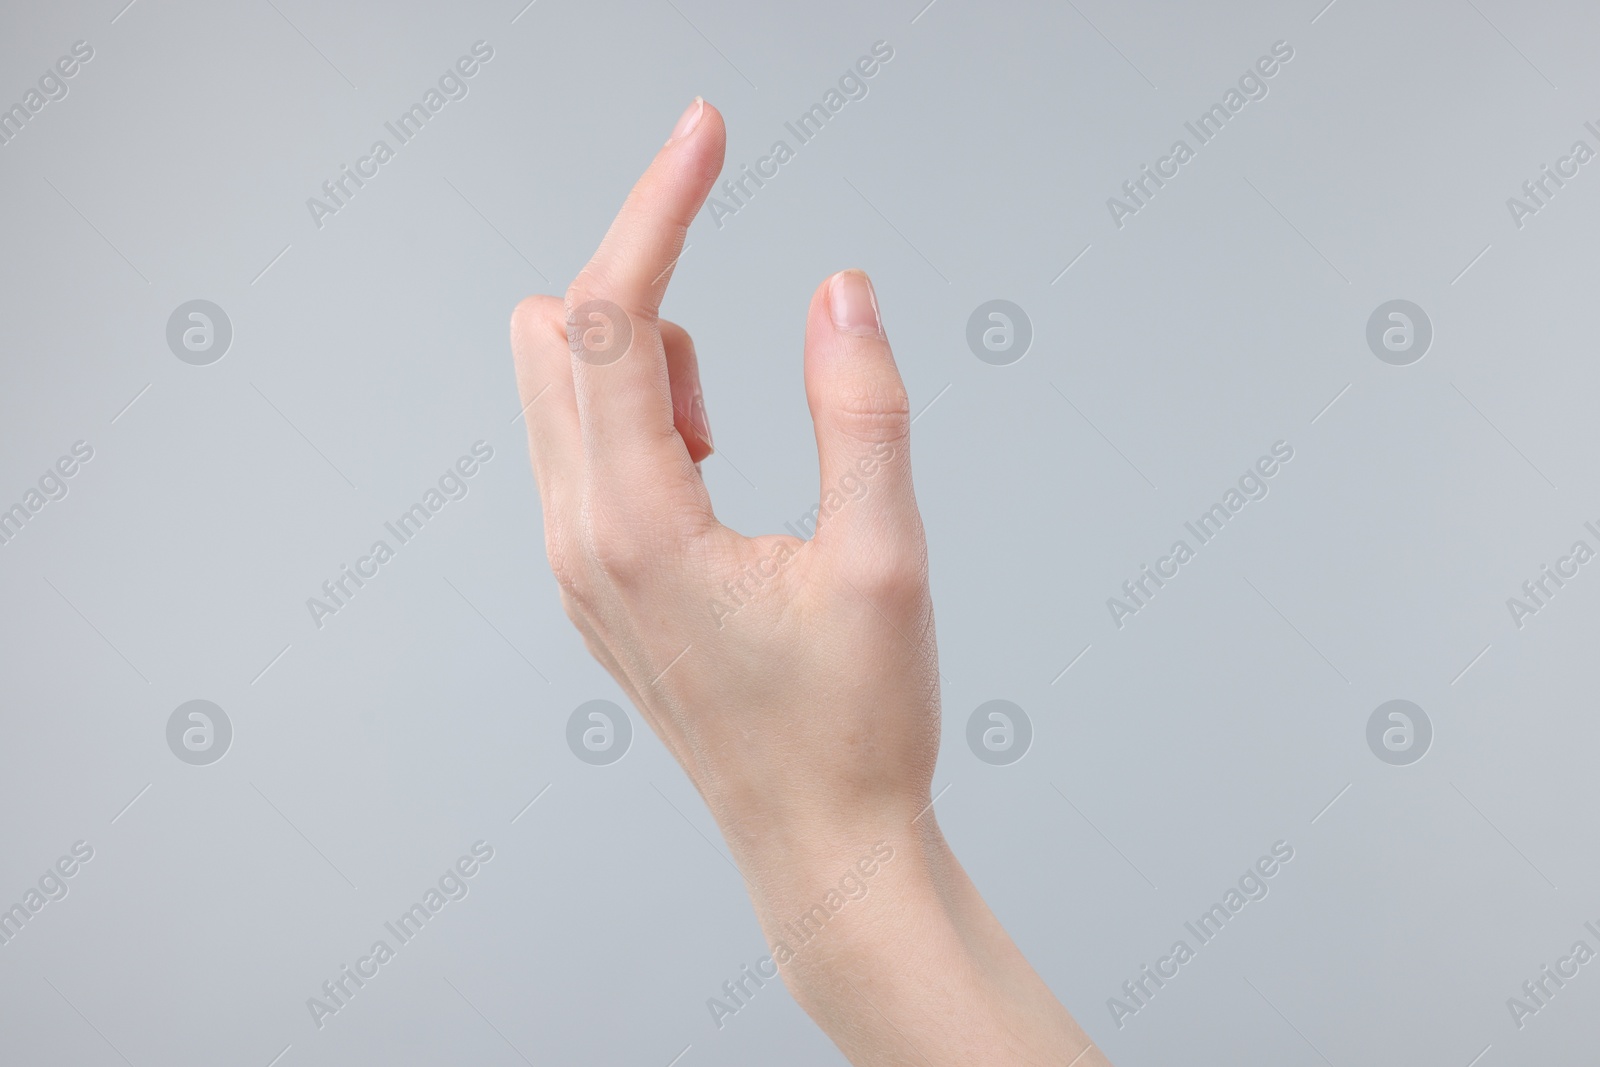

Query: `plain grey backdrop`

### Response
(2, 0, 1598, 1064)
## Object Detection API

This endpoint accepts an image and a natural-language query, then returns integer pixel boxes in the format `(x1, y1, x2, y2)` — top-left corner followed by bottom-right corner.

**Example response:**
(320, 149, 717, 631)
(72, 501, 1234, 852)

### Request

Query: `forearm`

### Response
(728, 809, 1111, 1067)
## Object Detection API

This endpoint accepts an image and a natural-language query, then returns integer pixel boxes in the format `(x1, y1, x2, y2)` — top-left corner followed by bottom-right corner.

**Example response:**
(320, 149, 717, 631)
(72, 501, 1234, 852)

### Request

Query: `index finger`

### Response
(565, 98, 725, 485)
(571, 97, 726, 320)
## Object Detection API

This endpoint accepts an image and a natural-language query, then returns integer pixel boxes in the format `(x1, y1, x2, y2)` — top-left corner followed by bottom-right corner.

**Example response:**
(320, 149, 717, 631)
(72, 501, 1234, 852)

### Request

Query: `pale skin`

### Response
(511, 97, 1112, 1066)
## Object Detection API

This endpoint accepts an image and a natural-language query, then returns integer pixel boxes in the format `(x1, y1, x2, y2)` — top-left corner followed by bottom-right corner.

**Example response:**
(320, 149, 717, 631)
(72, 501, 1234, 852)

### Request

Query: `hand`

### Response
(511, 96, 1107, 1067)
(510, 94, 935, 867)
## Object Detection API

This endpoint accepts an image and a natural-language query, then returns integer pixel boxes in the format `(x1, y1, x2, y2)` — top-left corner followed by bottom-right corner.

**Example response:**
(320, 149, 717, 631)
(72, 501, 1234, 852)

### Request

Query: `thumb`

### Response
(802, 270, 923, 558)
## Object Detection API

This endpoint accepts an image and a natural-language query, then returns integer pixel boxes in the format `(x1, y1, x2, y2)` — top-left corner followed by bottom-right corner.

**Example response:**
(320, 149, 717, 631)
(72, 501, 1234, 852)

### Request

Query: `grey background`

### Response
(1, 0, 1597, 1064)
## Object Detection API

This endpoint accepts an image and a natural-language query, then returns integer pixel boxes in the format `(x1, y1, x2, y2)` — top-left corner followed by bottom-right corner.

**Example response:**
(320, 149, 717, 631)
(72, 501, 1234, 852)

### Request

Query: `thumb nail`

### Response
(828, 270, 883, 338)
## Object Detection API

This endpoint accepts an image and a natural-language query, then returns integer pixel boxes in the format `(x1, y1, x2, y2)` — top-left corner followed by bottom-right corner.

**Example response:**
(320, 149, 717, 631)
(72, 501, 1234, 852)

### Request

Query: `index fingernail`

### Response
(669, 97, 704, 143)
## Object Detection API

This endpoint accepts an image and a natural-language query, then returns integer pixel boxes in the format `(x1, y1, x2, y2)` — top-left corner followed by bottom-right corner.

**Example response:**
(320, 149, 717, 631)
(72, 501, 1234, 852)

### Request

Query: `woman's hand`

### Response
(511, 97, 1106, 1067)
(510, 93, 936, 868)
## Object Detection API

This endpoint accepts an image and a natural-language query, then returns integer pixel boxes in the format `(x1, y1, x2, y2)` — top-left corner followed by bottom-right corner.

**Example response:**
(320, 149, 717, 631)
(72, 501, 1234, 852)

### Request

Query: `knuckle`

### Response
(566, 269, 656, 328)
(547, 538, 588, 604)
(581, 499, 685, 589)
(510, 294, 564, 345)
(842, 543, 927, 605)
(563, 279, 648, 366)
(833, 381, 912, 444)
(562, 276, 601, 314)
(585, 526, 650, 584)
(544, 515, 593, 610)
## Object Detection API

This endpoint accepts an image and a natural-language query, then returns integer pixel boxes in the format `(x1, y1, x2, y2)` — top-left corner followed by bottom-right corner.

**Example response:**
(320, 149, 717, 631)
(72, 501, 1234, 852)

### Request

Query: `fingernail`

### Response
(690, 393, 713, 449)
(669, 96, 704, 143)
(829, 270, 883, 338)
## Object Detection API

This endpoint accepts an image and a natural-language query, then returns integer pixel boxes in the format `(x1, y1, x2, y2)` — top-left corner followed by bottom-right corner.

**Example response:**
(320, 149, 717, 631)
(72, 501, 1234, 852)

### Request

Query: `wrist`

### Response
(721, 801, 971, 981)
(726, 811, 1101, 1066)
(735, 812, 956, 996)
(715, 787, 932, 875)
